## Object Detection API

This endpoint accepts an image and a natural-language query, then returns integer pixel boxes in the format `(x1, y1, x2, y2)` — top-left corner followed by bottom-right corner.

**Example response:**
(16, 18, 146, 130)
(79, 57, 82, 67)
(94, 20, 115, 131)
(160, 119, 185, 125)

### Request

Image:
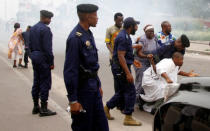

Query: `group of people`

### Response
(8, 23, 31, 68)
(7, 3, 200, 131)
(103, 10, 199, 126)
(133, 20, 199, 113)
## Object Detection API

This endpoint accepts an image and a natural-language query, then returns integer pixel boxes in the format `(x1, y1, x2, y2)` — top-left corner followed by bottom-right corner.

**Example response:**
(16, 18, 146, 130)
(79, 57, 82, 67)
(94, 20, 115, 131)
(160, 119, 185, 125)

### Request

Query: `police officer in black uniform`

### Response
(29, 10, 56, 117)
(104, 17, 142, 126)
(63, 4, 109, 131)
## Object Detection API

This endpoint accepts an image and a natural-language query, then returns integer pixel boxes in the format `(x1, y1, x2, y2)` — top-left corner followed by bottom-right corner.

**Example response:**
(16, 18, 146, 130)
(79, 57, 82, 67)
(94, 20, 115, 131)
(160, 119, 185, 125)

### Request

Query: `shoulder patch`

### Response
(76, 32, 82, 37)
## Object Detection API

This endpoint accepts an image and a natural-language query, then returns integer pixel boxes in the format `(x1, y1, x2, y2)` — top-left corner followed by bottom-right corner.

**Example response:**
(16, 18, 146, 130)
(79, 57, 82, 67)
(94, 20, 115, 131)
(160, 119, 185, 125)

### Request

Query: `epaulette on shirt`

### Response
(76, 32, 82, 37)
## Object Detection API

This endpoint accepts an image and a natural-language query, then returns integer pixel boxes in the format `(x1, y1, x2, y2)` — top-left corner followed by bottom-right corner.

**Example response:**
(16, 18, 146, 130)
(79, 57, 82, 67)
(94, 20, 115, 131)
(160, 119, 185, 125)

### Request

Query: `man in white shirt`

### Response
(140, 52, 198, 104)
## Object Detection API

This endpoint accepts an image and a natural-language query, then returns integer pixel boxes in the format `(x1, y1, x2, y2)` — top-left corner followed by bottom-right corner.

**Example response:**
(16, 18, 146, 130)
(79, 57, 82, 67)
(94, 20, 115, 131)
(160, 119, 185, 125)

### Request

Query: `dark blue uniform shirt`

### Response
(29, 22, 54, 66)
(22, 31, 30, 49)
(113, 29, 134, 65)
(155, 41, 185, 60)
(64, 24, 101, 102)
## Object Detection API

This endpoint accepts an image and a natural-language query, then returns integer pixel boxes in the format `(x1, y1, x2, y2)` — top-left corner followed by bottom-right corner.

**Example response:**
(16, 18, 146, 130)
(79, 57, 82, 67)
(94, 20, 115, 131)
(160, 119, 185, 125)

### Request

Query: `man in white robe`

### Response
(141, 52, 198, 103)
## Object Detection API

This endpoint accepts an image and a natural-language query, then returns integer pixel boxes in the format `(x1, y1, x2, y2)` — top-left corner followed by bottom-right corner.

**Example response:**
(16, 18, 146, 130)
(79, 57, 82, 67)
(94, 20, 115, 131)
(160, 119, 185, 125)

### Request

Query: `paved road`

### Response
(0, 44, 154, 131)
(0, 32, 210, 131)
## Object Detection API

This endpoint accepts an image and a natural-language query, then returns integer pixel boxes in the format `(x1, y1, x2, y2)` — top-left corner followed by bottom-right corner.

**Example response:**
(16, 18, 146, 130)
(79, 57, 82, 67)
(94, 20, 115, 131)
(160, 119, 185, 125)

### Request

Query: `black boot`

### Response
(18, 64, 25, 68)
(138, 95, 145, 111)
(24, 64, 28, 68)
(39, 101, 56, 117)
(32, 99, 40, 114)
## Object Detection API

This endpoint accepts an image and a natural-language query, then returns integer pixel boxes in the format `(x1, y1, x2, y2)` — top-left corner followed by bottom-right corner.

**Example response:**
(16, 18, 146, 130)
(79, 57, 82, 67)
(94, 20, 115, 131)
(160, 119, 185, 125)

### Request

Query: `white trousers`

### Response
(13, 45, 23, 60)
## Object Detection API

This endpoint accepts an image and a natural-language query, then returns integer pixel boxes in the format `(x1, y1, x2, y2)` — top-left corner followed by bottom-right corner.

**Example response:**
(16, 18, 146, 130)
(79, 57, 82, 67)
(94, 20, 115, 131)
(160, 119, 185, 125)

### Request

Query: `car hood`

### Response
(164, 77, 210, 109)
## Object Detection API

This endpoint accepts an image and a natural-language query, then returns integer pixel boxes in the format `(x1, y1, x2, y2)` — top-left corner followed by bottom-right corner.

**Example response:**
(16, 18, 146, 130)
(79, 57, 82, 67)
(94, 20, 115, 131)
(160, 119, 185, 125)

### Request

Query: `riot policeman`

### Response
(63, 4, 109, 131)
(29, 10, 56, 117)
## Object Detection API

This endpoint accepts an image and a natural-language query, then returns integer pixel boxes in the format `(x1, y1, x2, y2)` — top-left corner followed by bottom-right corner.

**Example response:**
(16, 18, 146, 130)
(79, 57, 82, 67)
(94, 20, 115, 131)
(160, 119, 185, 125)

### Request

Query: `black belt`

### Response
(31, 50, 41, 53)
(79, 65, 98, 80)
(112, 59, 131, 70)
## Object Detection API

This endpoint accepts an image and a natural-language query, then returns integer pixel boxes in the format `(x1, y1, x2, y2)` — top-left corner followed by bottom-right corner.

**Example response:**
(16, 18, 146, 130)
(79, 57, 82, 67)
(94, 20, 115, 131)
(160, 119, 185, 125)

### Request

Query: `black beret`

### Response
(123, 17, 140, 28)
(77, 4, 98, 13)
(181, 34, 190, 47)
(40, 10, 54, 18)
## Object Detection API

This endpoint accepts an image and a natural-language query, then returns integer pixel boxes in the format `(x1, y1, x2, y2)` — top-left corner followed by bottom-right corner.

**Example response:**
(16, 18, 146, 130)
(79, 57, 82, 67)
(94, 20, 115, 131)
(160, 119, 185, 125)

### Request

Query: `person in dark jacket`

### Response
(29, 10, 56, 117)
(22, 25, 31, 68)
(63, 4, 109, 131)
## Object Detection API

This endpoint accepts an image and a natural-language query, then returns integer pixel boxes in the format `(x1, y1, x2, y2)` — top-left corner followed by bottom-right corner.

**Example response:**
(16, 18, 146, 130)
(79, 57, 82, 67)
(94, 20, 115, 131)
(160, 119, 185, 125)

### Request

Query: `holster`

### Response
(79, 65, 98, 80)
(112, 58, 128, 81)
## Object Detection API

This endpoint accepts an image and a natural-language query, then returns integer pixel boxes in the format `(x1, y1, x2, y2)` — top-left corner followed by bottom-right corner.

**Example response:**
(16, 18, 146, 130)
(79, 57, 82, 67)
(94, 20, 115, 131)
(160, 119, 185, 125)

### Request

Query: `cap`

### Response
(123, 17, 140, 28)
(77, 4, 98, 13)
(181, 34, 190, 47)
(40, 10, 54, 18)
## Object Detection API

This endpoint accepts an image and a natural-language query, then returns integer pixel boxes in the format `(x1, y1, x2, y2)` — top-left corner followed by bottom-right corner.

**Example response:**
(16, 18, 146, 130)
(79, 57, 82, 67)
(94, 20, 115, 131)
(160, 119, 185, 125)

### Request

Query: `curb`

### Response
(190, 41, 209, 45)
(186, 49, 210, 56)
